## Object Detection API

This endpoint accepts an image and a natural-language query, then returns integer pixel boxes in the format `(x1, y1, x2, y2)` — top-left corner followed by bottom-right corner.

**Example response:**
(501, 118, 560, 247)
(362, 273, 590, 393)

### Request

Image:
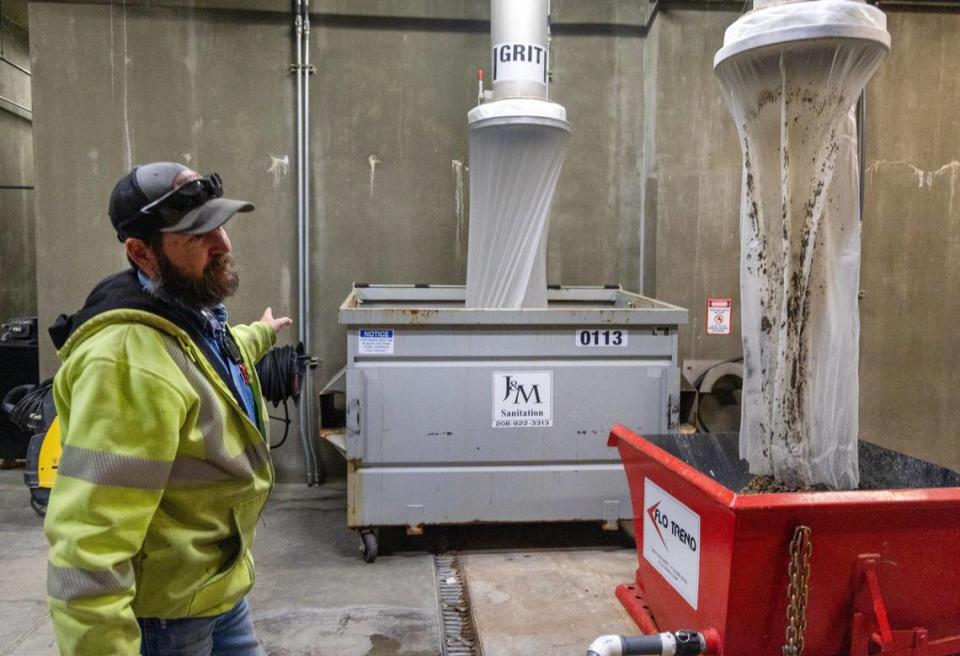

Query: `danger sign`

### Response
(706, 298, 732, 336)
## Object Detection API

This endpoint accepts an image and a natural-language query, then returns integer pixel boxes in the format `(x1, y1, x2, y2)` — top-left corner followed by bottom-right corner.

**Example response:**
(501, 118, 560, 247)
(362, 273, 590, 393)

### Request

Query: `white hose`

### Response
(586, 635, 623, 656)
(586, 633, 682, 656)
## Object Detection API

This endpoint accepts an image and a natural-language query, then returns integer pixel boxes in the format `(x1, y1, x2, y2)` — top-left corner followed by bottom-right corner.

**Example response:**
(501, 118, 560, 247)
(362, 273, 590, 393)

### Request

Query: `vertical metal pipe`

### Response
(293, 0, 315, 485)
(295, 0, 304, 340)
(490, 0, 549, 100)
(302, 0, 311, 363)
(302, 0, 323, 485)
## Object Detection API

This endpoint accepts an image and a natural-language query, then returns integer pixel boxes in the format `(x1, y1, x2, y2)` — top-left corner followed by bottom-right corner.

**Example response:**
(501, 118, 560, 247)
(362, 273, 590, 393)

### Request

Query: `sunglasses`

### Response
(137, 173, 224, 227)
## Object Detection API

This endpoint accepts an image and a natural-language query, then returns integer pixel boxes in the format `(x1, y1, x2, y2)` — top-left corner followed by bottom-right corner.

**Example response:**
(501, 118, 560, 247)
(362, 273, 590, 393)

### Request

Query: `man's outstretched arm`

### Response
(231, 307, 292, 363)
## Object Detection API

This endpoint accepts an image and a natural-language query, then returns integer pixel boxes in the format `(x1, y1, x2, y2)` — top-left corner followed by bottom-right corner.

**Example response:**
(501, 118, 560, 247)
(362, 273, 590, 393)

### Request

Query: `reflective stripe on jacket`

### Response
(44, 308, 275, 656)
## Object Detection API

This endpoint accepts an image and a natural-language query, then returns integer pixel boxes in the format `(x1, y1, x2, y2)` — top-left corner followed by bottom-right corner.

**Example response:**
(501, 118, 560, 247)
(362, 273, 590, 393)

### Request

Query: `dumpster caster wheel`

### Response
(359, 530, 378, 563)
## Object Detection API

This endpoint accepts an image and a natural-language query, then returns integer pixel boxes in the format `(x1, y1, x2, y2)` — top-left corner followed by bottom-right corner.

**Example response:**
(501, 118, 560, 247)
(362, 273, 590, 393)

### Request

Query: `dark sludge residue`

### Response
(739, 474, 830, 494)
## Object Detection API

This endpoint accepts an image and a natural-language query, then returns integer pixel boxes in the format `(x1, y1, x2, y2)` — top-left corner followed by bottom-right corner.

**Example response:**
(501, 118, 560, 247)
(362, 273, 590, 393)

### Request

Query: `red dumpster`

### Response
(608, 424, 960, 656)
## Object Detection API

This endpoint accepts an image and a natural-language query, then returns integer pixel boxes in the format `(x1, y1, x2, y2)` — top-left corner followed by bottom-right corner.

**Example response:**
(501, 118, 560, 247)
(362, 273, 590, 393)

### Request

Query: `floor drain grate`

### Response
(434, 553, 481, 655)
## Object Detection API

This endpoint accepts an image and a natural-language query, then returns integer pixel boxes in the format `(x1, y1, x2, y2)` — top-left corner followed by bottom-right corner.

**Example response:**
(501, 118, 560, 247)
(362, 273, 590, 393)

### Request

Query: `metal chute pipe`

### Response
(466, 1, 569, 309)
(490, 0, 549, 100)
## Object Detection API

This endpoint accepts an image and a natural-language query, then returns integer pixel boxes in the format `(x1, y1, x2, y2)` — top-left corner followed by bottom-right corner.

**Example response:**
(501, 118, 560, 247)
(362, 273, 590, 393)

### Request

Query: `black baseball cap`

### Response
(109, 162, 254, 241)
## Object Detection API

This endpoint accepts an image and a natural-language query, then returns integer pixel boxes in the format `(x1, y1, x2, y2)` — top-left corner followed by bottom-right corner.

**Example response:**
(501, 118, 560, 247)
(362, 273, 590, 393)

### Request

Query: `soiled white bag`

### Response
(714, 0, 889, 488)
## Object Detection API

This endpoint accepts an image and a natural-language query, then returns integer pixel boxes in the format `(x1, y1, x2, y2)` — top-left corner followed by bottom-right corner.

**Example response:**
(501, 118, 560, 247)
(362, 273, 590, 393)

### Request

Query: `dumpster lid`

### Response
(339, 284, 688, 327)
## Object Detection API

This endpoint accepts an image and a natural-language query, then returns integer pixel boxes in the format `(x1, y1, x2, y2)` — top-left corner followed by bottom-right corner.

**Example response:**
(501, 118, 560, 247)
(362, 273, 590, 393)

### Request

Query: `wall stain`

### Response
(452, 159, 467, 274)
(268, 155, 290, 188)
(865, 159, 960, 189)
(368, 154, 381, 197)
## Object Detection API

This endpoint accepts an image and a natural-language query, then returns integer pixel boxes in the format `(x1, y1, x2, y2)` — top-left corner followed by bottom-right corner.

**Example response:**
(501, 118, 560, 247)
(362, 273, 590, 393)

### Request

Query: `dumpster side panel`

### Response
(729, 496, 960, 655)
(341, 288, 686, 527)
(349, 464, 633, 527)
(363, 361, 673, 464)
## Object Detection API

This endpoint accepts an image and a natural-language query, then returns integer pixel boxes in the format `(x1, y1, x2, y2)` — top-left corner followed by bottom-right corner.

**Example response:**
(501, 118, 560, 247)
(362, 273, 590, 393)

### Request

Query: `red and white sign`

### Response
(706, 297, 732, 336)
(642, 478, 701, 609)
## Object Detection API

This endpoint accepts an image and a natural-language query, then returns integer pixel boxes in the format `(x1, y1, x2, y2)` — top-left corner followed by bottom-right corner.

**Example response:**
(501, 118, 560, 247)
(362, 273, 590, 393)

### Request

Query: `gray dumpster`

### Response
(335, 284, 687, 558)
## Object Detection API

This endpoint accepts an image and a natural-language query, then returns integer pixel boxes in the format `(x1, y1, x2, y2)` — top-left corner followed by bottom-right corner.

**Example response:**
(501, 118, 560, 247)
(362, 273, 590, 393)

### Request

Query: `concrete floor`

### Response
(0, 468, 641, 655)
(0, 469, 58, 656)
(464, 551, 638, 655)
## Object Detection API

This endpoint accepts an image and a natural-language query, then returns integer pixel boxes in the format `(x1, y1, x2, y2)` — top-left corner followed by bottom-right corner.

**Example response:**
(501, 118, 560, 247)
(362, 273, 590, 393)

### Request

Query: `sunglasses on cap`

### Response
(136, 173, 224, 227)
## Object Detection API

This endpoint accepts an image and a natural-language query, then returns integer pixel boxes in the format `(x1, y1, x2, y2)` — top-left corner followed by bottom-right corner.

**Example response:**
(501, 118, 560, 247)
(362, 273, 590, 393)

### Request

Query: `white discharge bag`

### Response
(715, 0, 889, 488)
(465, 101, 571, 309)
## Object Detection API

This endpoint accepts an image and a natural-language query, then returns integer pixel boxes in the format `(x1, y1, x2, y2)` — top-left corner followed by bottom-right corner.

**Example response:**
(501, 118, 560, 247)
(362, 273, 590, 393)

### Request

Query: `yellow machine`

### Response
(2, 379, 59, 516)
(24, 416, 61, 516)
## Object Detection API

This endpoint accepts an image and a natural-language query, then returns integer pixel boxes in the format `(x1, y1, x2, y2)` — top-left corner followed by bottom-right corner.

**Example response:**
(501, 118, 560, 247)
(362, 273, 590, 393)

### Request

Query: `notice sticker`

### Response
(492, 371, 553, 428)
(642, 478, 701, 609)
(358, 329, 395, 355)
(706, 298, 732, 336)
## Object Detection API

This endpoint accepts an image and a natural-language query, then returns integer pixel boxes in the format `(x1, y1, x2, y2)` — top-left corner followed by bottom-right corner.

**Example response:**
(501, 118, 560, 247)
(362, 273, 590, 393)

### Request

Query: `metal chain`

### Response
(782, 525, 813, 656)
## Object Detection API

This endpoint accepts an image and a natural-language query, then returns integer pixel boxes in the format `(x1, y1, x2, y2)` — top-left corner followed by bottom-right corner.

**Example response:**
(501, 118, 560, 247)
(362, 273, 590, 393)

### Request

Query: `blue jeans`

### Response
(138, 598, 263, 656)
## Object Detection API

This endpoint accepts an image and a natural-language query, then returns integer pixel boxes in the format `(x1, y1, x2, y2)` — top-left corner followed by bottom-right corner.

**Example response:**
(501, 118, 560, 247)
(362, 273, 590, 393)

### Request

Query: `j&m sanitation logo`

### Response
(492, 371, 553, 428)
(642, 478, 701, 609)
(501, 375, 543, 405)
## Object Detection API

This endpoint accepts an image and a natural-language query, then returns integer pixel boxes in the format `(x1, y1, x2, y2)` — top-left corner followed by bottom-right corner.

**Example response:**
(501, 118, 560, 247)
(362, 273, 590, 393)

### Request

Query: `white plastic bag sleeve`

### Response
(715, 0, 888, 488)
(465, 120, 570, 309)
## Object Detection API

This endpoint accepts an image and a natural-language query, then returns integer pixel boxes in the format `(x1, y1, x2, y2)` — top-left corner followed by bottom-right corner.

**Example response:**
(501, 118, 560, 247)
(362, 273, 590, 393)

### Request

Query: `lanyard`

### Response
(204, 309, 251, 386)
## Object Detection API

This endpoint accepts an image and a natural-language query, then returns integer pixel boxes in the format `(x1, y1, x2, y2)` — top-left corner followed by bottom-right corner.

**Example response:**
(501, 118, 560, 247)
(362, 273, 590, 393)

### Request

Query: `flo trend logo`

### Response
(642, 478, 702, 610)
(646, 501, 668, 548)
(646, 499, 697, 552)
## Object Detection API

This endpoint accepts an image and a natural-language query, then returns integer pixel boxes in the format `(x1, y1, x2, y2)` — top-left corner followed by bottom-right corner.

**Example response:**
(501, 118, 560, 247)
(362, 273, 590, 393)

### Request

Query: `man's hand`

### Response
(260, 307, 293, 334)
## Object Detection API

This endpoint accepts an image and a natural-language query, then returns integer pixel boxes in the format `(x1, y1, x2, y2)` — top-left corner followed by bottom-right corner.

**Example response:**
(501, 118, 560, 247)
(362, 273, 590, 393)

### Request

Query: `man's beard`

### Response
(154, 251, 240, 309)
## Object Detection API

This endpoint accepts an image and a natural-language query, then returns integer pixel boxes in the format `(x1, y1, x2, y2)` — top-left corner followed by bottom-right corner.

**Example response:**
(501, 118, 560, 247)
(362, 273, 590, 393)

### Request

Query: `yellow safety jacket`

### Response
(44, 270, 275, 655)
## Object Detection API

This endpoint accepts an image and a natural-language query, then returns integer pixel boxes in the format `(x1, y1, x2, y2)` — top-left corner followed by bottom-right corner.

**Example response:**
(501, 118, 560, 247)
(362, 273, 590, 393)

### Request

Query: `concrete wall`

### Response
(312, 13, 648, 402)
(860, 10, 960, 468)
(29, 2, 651, 481)
(23, 1, 960, 480)
(30, 3, 306, 476)
(648, 7, 741, 360)
(0, 11, 34, 322)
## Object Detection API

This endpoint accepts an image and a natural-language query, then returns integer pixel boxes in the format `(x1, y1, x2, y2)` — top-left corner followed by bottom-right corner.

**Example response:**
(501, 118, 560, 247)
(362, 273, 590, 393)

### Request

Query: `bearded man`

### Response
(44, 162, 292, 656)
